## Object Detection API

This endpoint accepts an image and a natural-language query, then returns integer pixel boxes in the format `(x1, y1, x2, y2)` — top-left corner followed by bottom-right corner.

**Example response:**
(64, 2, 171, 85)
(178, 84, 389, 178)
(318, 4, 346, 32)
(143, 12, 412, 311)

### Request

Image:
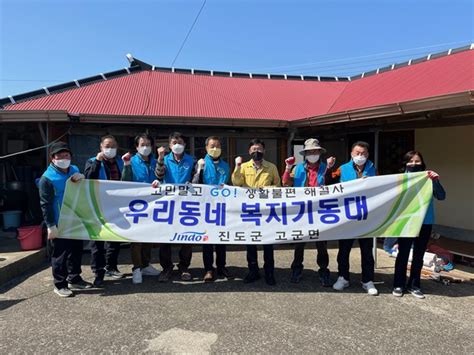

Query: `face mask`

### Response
(53, 159, 71, 169)
(103, 148, 117, 159)
(138, 146, 152, 157)
(352, 155, 367, 166)
(306, 154, 320, 164)
(406, 164, 424, 173)
(250, 151, 264, 162)
(207, 148, 221, 159)
(172, 144, 185, 155)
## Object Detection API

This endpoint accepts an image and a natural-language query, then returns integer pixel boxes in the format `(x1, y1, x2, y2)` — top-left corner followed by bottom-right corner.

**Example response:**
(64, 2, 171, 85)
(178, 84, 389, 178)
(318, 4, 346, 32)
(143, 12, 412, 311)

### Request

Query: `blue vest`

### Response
(202, 154, 230, 185)
(89, 156, 124, 180)
(340, 160, 376, 182)
(163, 153, 195, 184)
(293, 162, 327, 187)
(42, 163, 79, 225)
(131, 154, 157, 183)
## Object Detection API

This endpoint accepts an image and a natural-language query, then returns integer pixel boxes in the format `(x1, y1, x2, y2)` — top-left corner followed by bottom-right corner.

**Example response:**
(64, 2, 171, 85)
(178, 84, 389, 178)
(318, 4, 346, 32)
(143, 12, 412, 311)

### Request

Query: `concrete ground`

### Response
(0, 243, 473, 354)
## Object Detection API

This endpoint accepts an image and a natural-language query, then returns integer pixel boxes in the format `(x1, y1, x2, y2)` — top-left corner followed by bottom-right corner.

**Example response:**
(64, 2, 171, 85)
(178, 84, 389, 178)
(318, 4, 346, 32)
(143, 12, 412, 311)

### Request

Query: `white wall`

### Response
(415, 125, 474, 231)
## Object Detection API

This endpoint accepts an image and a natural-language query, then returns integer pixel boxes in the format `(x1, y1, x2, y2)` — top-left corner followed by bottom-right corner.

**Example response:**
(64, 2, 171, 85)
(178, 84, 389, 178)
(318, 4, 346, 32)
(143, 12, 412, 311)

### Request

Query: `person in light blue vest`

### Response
(39, 141, 92, 297)
(155, 132, 197, 282)
(282, 138, 335, 286)
(191, 136, 232, 282)
(84, 135, 125, 287)
(328, 141, 379, 296)
(393, 151, 445, 299)
(121, 133, 161, 284)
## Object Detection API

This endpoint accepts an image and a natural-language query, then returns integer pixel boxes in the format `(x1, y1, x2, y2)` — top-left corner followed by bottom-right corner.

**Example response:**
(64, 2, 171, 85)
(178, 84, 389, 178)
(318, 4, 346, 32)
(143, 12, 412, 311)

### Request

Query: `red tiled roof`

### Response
(3, 49, 473, 122)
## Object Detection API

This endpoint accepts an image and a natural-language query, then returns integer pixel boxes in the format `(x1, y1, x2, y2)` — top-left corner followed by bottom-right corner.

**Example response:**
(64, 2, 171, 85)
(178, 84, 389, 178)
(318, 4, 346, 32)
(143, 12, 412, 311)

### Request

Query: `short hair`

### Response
(100, 134, 116, 143)
(248, 138, 265, 149)
(401, 150, 426, 171)
(134, 133, 154, 147)
(351, 141, 370, 151)
(169, 132, 185, 142)
(205, 136, 220, 146)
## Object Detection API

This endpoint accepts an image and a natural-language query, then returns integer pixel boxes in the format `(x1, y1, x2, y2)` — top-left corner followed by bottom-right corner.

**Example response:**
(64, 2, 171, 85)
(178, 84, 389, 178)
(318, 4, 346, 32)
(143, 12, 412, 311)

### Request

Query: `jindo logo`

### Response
(170, 232, 209, 242)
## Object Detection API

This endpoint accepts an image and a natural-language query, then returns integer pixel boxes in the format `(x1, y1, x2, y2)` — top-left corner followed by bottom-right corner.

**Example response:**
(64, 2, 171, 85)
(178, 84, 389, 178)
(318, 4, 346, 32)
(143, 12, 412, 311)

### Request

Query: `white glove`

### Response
(70, 173, 85, 183)
(235, 156, 242, 167)
(326, 156, 336, 169)
(197, 158, 205, 171)
(47, 226, 59, 240)
(151, 180, 160, 188)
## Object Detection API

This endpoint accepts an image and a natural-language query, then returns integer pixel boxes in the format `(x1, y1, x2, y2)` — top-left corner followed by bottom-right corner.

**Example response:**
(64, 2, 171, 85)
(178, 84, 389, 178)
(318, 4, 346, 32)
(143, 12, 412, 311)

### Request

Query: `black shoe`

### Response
(243, 271, 260, 283)
(217, 267, 234, 279)
(407, 287, 425, 299)
(290, 269, 302, 283)
(265, 272, 276, 286)
(319, 271, 332, 287)
(68, 279, 93, 290)
(392, 287, 404, 297)
(93, 276, 104, 288)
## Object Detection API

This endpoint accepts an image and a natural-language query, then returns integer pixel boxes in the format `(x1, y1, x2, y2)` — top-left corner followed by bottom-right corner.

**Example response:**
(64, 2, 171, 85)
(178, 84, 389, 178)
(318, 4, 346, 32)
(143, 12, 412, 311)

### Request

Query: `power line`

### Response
(170, 0, 207, 68)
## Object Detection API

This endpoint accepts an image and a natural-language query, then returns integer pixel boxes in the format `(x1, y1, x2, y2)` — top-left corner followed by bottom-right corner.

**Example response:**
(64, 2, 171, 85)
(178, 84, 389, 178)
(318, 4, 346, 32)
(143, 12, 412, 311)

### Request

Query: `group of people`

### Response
(39, 132, 445, 299)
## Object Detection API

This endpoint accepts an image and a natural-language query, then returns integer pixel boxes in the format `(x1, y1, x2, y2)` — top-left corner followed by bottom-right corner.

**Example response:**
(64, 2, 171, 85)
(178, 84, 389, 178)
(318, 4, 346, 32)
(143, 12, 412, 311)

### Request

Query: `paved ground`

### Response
(1, 244, 473, 354)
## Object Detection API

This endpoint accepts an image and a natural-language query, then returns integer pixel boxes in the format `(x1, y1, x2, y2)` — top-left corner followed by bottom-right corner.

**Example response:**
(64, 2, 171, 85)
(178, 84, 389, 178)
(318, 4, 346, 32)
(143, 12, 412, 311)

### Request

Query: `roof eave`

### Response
(290, 91, 474, 128)
(0, 110, 70, 123)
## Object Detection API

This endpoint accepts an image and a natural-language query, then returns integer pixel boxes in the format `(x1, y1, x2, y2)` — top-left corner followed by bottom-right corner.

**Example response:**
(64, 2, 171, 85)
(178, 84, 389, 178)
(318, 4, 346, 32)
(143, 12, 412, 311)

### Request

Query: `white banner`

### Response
(58, 172, 432, 244)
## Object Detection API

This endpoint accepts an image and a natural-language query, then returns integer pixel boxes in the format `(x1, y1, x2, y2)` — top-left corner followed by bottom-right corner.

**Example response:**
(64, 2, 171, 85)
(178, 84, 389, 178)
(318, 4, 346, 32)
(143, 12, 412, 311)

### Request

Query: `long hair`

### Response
(401, 150, 426, 172)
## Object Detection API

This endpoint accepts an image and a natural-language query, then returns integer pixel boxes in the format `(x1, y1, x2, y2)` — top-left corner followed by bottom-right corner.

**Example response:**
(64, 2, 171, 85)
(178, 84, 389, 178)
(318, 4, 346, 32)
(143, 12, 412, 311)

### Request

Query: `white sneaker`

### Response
(132, 268, 142, 284)
(362, 281, 379, 296)
(141, 265, 160, 276)
(333, 276, 350, 291)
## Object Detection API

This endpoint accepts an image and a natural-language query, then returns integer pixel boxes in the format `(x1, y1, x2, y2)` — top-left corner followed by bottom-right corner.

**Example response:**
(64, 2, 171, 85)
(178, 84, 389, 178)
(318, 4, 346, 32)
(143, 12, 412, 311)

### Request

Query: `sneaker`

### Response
(93, 276, 104, 288)
(265, 272, 276, 286)
(243, 270, 261, 284)
(319, 271, 332, 287)
(132, 268, 142, 284)
(105, 268, 124, 279)
(68, 280, 93, 290)
(333, 276, 350, 291)
(407, 287, 425, 299)
(290, 269, 302, 283)
(203, 271, 215, 282)
(362, 281, 379, 296)
(392, 287, 404, 297)
(180, 269, 192, 281)
(141, 265, 160, 276)
(54, 287, 73, 298)
(217, 267, 234, 279)
(158, 267, 173, 283)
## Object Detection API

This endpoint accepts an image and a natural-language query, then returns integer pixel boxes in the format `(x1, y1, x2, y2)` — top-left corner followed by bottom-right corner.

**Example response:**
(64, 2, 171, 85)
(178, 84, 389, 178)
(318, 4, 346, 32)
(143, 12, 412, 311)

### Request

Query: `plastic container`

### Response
(1, 210, 22, 229)
(17, 225, 43, 251)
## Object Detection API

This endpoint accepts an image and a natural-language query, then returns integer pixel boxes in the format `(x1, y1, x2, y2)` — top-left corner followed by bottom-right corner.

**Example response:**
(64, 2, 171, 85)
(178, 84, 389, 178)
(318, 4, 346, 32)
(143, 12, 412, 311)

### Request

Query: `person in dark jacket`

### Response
(84, 135, 125, 287)
(191, 136, 232, 282)
(392, 151, 446, 299)
(39, 142, 92, 297)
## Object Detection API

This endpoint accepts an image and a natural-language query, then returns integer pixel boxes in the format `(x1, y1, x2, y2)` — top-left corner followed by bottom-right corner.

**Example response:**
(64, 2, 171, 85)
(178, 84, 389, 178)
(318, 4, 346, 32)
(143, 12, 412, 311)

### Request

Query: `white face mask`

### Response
(306, 154, 320, 164)
(53, 159, 71, 169)
(138, 146, 152, 157)
(172, 144, 185, 155)
(103, 148, 117, 159)
(352, 155, 367, 166)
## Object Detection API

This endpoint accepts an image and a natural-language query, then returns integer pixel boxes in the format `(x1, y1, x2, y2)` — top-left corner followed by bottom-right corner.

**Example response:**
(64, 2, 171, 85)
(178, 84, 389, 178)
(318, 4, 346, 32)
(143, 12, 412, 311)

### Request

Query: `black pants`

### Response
(246, 245, 274, 273)
(337, 238, 374, 283)
(202, 244, 226, 271)
(159, 244, 192, 270)
(90, 241, 121, 277)
(291, 241, 329, 275)
(51, 238, 84, 289)
(394, 224, 432, 289)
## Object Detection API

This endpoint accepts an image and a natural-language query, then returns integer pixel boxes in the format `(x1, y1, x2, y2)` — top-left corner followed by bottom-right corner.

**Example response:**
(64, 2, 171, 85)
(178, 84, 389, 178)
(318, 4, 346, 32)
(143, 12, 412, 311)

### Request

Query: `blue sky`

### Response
(1, 0, 472, 97)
